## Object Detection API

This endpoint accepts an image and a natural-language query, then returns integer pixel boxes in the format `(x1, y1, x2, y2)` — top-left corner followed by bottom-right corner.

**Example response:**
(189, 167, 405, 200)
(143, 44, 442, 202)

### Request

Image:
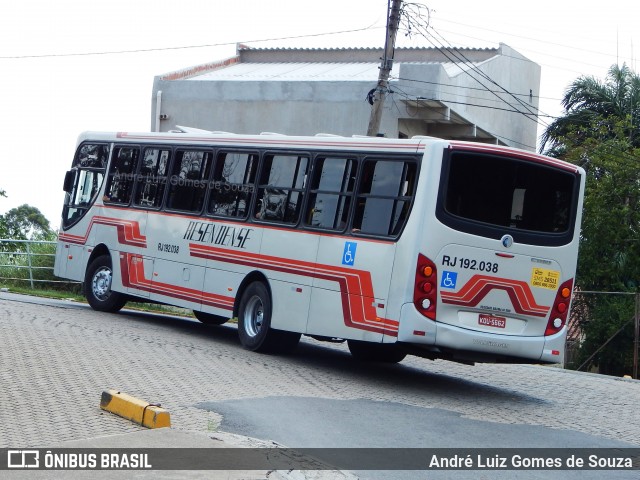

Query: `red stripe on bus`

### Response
(188, 243, 399, 336)
(58, 216, 147, 247)
(440, 274, 549, 317)
(120, 253, 234, 310)
(64, 214, 398, 335)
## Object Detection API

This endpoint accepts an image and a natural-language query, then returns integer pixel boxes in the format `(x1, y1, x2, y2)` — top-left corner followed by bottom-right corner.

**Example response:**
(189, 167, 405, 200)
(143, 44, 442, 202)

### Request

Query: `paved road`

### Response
(1, 291, 639, 479)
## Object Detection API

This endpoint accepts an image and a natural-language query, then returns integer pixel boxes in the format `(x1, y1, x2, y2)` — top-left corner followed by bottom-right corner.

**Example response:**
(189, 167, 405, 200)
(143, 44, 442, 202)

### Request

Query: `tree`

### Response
(541, 64, 640, 154)
(542, 64, 640, 375)
(0, 188, 6, 238)
(1, 204, 53, 241)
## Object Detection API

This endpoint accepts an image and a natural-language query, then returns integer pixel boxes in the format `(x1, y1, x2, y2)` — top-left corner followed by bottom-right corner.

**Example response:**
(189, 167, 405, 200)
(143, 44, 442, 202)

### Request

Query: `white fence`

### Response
(0, 239, 77, 288)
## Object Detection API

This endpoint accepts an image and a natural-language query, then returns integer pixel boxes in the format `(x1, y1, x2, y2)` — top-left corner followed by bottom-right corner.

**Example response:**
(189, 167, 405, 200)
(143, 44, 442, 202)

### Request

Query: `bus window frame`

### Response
(252, 149, 311, 227)
(132, 145, 173, 211)
(435, 148, 582, 247)
(61, 141, 111, 230)
(205, 149, 260, 222)
(350, 154, 420, 240)
(164, 146, 214, 215)
(103, 144, 142, 207)
(303, 153, 359, 234)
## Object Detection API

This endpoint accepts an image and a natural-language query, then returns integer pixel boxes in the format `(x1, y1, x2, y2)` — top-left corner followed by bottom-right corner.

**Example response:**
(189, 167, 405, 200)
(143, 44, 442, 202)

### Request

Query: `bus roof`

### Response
(75, 129, 581, 173)
(77, 130, 433, 154)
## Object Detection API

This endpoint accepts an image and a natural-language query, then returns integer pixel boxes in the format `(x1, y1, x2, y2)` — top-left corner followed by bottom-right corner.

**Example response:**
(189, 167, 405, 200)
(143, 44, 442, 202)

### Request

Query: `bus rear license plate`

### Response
(478, 314, 506, 329)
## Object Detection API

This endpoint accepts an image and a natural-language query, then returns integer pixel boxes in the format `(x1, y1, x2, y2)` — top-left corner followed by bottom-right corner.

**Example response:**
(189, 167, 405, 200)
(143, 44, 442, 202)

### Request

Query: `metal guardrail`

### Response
(0, 239, 78, 288)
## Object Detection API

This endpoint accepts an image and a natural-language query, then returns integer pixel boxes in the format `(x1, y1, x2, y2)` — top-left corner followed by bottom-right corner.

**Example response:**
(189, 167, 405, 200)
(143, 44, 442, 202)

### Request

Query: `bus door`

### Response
(56, 143, 109, 282)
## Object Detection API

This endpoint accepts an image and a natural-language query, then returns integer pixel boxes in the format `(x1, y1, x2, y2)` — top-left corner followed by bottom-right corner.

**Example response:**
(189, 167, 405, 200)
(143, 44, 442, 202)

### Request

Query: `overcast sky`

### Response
(1, 0, 638, 229)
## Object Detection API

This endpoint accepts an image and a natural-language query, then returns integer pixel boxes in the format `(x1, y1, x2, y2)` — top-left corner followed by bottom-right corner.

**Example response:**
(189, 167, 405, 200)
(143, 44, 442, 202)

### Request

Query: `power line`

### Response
(390, 85, 538, 150)
(427, 26, 549, 128)
(0, 24, 382, 60)
(398, 7, 544, 129)
(392, 75, 558, 117)
(436, 17, 633, 66)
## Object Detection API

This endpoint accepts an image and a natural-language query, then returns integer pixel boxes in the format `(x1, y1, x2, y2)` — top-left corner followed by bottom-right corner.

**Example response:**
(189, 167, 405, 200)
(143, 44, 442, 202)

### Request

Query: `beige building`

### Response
(152, 43, 541, 151)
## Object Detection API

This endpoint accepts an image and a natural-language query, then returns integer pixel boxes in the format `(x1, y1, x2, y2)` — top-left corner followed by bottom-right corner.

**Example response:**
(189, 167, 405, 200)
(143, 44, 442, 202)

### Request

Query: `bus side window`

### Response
(208, 151, 258, 218)
(254, 154, 309, 224)
(305, 157, 356, 231)
(352, 159, 417, 236)
(165, 150, 212, 213)
(104, 146, 140, 205)
(133, 148, 171, 208)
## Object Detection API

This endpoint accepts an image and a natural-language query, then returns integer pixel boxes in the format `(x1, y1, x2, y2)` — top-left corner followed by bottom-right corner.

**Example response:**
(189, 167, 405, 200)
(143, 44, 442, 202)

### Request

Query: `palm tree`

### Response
(541, 64, 640, 153)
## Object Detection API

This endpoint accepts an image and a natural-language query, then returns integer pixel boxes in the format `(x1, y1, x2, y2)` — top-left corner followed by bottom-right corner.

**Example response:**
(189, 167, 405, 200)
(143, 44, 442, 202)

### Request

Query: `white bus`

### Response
(54, 130, 585, 365)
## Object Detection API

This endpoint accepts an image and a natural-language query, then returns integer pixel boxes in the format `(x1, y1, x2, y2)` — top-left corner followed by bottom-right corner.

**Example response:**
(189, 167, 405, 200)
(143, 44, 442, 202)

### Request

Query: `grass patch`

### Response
(0, 284, 84, 301)
(0, 284, 196, 318)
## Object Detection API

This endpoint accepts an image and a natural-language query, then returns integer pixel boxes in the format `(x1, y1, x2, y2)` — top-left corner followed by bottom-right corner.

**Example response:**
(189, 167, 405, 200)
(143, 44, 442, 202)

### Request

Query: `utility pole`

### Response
(366, 0, 402, 137)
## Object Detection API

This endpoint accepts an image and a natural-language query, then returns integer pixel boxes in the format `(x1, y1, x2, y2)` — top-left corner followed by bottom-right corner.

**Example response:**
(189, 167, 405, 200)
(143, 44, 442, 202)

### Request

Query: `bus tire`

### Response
(193, 310, 228, 325)
(238, 281, 300, 353)
(85, 254, 127, 313)
(347, 340, 407, 363)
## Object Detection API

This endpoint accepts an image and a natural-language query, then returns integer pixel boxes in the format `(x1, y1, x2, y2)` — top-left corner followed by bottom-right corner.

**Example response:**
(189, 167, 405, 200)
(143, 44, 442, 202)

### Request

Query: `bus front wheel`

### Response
(347, 340, 407, 363)
(85, 254, 127, 313)
(237, 281, 300, 353)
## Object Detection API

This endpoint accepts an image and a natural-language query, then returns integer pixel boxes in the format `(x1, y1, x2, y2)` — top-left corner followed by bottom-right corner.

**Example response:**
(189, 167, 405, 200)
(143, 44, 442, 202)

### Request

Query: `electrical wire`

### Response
(397, 3, 547, 130)
(0, 24, 383, 60)
(390, 84, 538, 150)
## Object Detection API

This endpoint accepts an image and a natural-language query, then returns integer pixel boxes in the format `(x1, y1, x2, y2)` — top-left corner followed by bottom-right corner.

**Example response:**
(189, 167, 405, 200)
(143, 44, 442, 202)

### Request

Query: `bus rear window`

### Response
(439, 151, 578, 242)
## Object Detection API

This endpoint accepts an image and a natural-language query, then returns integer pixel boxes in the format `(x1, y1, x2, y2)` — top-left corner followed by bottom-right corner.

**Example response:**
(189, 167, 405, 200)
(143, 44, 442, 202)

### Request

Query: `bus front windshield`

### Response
(61, 143, 109, 229)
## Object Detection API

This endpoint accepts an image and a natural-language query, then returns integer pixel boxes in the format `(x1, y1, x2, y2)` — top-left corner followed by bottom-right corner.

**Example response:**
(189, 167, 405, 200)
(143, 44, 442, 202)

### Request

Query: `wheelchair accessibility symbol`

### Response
(440, 271, 458, 289)
(342, 241, 357, 266)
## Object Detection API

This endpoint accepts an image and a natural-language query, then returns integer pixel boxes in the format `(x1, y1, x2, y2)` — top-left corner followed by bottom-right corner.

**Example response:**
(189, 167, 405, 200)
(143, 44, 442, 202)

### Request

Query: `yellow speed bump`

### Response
(100, 389, 171, 429)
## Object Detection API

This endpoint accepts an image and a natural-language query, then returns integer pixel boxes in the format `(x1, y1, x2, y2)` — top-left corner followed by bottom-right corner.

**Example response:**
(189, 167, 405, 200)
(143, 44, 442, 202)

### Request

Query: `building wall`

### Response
(152, 78, 376, 136)
(151, 44, 541, 150)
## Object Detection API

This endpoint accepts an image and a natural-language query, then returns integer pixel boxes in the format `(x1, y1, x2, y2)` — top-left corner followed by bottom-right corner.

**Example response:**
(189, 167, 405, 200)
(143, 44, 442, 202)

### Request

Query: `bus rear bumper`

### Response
(397, 304, 565, 364)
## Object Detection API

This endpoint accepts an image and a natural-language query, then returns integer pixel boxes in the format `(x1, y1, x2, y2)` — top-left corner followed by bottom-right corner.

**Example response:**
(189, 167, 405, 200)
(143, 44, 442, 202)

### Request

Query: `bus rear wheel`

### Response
(193, 311, 228, 325)
(347, 340, 407, 363)
(85, 254, 127, 313)
(237, 281, 300, 354)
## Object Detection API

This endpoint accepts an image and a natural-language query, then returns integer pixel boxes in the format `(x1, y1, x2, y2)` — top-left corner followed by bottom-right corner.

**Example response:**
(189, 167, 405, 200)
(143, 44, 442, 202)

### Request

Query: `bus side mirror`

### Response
(63, 170, 75, 193)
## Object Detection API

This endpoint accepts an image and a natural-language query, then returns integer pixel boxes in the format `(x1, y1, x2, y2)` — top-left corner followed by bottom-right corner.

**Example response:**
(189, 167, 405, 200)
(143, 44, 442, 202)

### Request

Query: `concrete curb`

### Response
(100, 389, 171, 429)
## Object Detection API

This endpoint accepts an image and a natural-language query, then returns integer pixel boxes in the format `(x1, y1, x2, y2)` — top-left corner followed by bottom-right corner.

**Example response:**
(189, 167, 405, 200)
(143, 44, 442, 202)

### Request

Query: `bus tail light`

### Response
(545, 279, 573, 336)
(414, 254, 438, 320)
